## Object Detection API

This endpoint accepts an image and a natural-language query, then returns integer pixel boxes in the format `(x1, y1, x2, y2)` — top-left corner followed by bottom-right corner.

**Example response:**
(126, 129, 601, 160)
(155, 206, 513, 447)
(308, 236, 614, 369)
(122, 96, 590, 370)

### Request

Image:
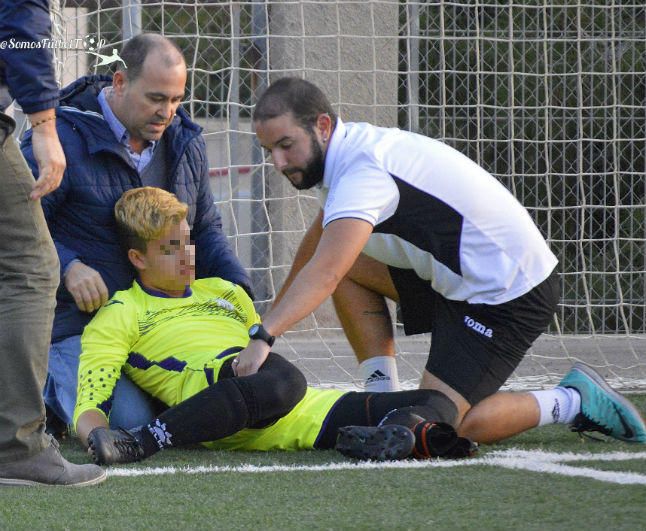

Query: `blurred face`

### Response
(131, 219, 195, 296)
(254, 113, 330, 190)
(111, 51, 187, 150)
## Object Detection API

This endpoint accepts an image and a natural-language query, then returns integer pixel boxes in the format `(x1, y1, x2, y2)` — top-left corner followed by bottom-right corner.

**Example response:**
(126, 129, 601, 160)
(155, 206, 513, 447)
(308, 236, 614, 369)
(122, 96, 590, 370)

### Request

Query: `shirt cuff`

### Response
(63, 258, 81, 277)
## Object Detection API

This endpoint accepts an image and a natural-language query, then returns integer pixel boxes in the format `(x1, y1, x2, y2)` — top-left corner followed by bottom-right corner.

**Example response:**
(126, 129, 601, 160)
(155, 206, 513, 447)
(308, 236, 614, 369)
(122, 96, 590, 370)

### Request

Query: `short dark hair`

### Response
(119, 34, 185, 81)
(253, 77, 337, 130)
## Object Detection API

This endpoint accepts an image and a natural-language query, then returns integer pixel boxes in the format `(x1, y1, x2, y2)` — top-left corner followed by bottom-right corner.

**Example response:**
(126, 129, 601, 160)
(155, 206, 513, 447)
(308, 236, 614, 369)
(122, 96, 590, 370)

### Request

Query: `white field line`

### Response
(107, 449, 646, 485)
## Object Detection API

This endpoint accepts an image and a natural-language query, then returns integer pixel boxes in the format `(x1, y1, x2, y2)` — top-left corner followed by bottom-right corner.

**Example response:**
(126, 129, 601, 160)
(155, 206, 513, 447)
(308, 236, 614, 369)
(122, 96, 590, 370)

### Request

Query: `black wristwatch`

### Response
(248, 323, 275, 347)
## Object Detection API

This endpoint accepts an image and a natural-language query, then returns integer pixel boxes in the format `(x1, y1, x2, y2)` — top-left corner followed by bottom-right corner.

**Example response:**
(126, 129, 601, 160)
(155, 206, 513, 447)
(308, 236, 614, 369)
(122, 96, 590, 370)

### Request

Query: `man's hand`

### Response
(28, 111, 66, 200)
(233, 340, 271, 377)
(64, 261, 109, 313)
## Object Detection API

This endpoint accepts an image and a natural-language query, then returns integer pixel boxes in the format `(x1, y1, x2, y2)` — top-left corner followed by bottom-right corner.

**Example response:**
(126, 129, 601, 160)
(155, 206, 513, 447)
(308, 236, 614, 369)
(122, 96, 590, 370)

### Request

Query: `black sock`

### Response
(132, 420, 171, 457)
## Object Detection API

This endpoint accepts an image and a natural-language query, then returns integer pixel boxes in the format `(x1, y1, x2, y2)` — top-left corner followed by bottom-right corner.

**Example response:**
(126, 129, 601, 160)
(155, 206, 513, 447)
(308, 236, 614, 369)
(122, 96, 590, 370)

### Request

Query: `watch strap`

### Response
(249, 323, 275, 347)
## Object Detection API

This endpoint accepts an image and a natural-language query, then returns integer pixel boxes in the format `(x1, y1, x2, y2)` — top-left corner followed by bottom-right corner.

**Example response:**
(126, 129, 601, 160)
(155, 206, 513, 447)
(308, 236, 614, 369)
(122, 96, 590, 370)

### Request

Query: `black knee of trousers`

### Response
(155, 377, 250, 446)
(226, 352, 307, 427)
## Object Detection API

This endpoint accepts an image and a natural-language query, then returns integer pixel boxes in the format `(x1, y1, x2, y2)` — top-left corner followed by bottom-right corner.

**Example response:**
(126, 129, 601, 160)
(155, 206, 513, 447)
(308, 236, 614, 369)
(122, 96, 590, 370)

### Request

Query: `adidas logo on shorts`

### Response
(463, 315, 493, 338)
(365, 370, 391, 384)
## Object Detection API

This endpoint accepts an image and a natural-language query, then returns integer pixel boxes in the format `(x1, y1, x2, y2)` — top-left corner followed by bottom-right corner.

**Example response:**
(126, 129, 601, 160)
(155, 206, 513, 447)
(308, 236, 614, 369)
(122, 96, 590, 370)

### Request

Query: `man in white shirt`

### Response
(233, 77, 646, 446)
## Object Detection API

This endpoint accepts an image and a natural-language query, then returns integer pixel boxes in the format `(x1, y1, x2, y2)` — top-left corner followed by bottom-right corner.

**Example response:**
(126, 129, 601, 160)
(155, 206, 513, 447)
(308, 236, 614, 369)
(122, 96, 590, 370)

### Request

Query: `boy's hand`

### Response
(64, 261, 109, 312)
(232, 341, 271, 376)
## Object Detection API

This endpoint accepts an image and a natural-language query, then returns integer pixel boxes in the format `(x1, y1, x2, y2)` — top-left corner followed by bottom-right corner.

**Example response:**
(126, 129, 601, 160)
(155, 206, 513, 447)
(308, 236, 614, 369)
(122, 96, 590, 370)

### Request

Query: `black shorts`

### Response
(389, 267, 560, 405)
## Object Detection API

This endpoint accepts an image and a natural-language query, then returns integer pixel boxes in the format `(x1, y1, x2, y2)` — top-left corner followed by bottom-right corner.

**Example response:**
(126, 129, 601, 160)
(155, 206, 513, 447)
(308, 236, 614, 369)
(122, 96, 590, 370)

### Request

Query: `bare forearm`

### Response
(268, 217, 374, 336)
(265, 260, 341, 336)
(76, 410, 109, 447)
(273, 210, 323, 308)
(27, 108, 65, 199)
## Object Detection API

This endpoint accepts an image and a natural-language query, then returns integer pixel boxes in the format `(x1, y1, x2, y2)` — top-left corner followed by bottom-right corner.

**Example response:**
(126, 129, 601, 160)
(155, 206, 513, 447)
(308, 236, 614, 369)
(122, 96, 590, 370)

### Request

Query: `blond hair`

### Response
(114, 187, 188, 251)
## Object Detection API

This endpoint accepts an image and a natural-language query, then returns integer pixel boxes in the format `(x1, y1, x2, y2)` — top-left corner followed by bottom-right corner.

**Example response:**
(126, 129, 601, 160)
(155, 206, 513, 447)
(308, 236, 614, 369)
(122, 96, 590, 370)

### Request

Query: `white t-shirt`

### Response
(319, 119, 558, 305)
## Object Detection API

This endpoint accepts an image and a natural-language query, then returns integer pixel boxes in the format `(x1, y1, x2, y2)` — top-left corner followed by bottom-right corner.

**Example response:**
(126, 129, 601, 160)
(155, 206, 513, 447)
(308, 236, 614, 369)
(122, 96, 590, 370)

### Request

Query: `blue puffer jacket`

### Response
(21, 75, 252, 342)
(0, 0, 59, 113)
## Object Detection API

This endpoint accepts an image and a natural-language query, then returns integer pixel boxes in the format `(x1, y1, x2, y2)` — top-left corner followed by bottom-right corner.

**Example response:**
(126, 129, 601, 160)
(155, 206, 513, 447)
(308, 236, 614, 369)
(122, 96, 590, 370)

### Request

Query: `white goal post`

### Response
(48, 0, 646, 391)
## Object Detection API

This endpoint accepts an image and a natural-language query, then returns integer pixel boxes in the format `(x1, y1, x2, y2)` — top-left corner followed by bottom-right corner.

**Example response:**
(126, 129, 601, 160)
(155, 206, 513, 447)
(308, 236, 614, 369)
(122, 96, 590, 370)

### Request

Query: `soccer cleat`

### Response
(378, 407, 425, 431)
(442, 435, 479, 459)
(87, 427, 145, 465)
(336, 425, 415, 461)
(559, 362, 646, 443)
(409, 421, 477, 459)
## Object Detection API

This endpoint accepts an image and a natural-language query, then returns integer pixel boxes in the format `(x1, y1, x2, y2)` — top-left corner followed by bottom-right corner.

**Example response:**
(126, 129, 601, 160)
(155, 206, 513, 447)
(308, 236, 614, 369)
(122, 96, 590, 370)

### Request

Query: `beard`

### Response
(285, 131, 326, 190)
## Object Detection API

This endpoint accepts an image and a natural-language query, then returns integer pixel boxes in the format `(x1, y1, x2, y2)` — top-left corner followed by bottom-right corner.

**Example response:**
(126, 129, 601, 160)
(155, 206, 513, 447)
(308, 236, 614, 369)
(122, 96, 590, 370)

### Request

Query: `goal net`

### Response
(49, 0, 646, 391)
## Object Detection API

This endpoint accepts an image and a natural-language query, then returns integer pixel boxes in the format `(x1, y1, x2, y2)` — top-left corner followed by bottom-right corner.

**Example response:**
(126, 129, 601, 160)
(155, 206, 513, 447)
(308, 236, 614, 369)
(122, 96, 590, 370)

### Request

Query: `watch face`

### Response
(248, 323, 274, 346)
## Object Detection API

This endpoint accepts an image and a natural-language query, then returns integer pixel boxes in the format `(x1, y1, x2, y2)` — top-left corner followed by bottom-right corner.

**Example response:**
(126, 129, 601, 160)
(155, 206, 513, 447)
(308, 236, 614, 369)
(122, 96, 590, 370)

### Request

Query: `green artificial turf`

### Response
(1, 395, 645, 531)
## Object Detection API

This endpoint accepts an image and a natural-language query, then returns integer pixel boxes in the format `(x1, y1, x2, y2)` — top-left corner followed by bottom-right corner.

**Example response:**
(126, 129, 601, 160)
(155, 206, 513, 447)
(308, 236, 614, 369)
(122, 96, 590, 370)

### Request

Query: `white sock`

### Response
(530, 387, 581, 426)
(358, 356, 400, 392)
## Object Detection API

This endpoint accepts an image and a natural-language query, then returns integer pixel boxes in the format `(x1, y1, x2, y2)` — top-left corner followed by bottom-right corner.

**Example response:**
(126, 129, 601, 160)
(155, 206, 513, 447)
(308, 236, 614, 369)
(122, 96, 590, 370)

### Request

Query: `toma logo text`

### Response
(464, 315, 493, 338)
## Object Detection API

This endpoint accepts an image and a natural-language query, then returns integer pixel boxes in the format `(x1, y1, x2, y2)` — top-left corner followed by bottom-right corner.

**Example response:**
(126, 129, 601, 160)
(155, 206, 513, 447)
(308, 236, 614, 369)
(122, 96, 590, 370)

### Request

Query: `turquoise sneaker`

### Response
(559, 362, 646, 443)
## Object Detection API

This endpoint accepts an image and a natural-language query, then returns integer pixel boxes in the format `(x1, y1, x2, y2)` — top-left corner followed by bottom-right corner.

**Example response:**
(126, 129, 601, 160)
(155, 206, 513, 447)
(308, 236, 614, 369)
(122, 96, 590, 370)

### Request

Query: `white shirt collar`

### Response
(322, 117, 347, 189)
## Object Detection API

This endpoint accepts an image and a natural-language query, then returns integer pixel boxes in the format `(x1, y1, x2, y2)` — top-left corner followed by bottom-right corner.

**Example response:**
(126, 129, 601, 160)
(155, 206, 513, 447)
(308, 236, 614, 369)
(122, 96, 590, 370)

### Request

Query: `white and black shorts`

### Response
(389, 267, 560, 405)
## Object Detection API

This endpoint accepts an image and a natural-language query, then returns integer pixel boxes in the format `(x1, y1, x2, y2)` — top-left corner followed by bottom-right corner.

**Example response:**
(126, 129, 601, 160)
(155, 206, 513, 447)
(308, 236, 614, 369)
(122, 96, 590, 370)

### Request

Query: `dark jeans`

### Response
(0, 112, 59, 463)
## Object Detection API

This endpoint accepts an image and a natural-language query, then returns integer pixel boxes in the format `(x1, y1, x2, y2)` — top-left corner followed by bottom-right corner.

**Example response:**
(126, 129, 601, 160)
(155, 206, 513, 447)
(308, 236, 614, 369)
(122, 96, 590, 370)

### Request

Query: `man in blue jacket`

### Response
(0, 0, 105, 486)
(21, 33, 252, 431)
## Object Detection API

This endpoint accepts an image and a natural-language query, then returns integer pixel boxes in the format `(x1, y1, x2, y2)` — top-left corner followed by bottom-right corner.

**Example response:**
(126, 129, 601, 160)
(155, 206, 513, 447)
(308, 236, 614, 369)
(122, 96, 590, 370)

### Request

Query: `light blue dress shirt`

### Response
(97, 87, 156, 174)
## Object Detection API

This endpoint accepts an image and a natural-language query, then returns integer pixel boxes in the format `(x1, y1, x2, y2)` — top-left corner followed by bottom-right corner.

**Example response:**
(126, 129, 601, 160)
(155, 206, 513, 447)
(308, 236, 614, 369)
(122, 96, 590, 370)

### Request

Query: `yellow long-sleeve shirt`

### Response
(73, 277, 347, 451)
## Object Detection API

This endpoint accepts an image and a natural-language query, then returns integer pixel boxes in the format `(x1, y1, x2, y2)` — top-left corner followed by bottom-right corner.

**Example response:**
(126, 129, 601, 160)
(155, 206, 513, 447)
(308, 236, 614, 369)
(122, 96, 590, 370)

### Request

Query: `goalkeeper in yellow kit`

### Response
(75, 187, 481, 465)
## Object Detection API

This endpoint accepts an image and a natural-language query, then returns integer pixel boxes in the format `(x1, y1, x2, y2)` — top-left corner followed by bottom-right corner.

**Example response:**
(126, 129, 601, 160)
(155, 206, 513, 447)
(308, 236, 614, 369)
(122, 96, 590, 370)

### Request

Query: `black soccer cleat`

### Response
(336, 425, 415, 461)
(87, 427, 145, 466)
(442, 435, 479, 459)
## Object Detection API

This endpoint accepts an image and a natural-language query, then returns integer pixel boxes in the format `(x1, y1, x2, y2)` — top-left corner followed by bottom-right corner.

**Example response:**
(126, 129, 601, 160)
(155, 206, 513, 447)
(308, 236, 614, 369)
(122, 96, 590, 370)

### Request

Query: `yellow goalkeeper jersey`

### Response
(73, 278, 259, 428)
